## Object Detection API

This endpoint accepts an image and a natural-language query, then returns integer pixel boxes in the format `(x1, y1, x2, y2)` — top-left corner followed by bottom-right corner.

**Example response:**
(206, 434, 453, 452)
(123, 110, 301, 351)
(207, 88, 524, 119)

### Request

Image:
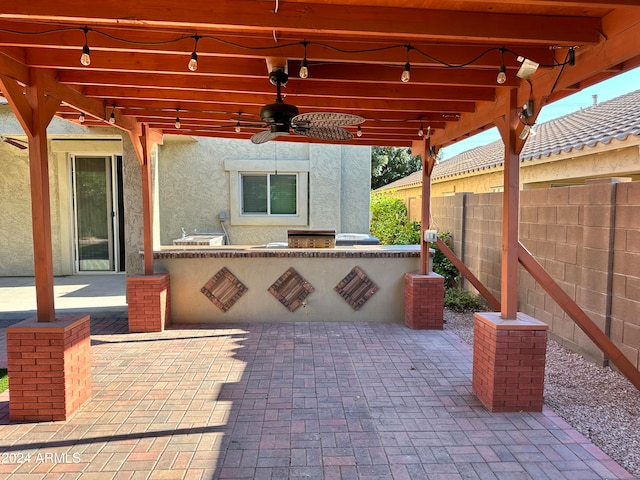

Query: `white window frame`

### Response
(225, 159, 309, 226)
(240, 172, 299, 216)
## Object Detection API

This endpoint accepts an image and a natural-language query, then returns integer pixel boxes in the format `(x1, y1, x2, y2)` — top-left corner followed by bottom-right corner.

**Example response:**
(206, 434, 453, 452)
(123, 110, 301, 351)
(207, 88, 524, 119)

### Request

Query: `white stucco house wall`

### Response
(0, 103, 372, 277)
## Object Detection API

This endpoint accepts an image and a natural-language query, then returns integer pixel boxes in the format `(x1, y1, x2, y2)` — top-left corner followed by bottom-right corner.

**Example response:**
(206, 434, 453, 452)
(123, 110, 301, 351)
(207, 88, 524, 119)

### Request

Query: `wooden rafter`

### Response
(0, 1, 637, 146)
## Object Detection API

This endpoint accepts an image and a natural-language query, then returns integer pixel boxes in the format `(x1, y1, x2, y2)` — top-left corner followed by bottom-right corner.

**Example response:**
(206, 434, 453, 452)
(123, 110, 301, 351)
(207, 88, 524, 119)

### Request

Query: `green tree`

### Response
(371, 146, 421, 190)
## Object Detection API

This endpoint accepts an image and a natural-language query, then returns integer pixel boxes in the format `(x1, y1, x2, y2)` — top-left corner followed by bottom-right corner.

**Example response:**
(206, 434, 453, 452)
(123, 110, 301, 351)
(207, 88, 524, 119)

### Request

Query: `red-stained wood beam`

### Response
(57, 68, 508, 95)
(494, 88, 523, 319)
(455, 0, 639, 7)
(412, 137, 441, 275)
(0, 24, 555, 71)
(0, 50, 29, 85)
(431, 12, 640, 146)
(1, 1, 601, 45)
(518, 242, 640, 391)
(128, 123, 162, 275)
(77, 82, 494, 104)
(0, 74, 33, 136)
(2, 69, 61, 322)
(434, 237, 501, 311)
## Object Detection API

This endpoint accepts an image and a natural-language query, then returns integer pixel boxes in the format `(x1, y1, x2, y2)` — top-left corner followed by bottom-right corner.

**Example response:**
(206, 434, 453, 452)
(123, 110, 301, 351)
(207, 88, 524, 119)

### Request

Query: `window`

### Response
(241, 173, 297, 215)
(225, 159, 309, 226)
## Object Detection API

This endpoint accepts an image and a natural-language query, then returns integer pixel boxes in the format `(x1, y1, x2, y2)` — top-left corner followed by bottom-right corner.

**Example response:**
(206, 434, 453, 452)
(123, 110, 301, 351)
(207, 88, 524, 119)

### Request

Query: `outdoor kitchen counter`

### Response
(153, 244, 421, 258)
(152, 245, 427, 324)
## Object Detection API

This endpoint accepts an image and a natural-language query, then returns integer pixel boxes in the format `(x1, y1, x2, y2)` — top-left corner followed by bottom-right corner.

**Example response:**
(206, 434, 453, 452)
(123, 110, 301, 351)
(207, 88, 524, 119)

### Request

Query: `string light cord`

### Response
(0, 25, 576, 70)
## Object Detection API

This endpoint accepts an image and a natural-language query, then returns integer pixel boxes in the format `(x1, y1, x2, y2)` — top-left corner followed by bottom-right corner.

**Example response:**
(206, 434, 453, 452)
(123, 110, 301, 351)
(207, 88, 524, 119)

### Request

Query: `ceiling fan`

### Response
(244, 68, 365, 145)
(0, 135, 28, 149)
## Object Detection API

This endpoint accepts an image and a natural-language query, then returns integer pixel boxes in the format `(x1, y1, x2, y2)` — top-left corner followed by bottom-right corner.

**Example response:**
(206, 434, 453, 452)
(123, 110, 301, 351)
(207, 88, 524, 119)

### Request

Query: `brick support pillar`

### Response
(6, 314, 91, 422)
(473, 312, 548, 412)
(404, 272, 444, 329)
(127, 273, 171, 333)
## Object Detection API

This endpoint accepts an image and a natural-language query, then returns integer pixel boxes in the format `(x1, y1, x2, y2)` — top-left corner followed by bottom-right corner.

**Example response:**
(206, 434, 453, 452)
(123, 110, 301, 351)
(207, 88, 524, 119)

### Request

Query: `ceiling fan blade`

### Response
(294, 126, 353, 141)
(0, 136, 28, 150)
(292, 112, 365, 128)
(250, 130, 289, 144)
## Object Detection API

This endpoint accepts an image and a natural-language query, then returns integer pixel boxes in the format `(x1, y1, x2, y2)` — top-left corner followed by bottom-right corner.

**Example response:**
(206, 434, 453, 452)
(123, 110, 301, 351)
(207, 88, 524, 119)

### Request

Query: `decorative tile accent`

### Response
(334, 266, 378, 310)
(268, 267, 315, 312)
(201, 267, 248, 312)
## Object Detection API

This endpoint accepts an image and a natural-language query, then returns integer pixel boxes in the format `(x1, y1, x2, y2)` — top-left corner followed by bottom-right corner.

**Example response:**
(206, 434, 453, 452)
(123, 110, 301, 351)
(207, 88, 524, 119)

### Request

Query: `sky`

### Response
(438, 66, 640, 160)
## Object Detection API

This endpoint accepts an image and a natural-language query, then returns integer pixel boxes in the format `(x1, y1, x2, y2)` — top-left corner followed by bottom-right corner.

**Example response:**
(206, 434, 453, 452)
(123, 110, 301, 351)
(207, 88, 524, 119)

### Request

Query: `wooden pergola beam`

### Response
(1, 2, 601, 45)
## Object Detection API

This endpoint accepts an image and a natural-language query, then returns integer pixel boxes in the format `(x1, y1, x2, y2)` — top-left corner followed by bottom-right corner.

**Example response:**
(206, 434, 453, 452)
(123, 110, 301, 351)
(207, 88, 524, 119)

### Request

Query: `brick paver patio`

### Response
(0, 318, 633, 479)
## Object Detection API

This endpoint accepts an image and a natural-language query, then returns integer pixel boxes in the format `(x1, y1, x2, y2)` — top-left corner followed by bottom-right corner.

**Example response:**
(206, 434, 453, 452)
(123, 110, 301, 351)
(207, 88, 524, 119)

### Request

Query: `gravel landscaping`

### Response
(444, 308, 640, 478)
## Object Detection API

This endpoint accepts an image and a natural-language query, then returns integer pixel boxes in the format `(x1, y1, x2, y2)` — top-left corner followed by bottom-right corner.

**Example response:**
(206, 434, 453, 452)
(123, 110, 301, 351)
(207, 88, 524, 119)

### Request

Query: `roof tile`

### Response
(378, 89, 640, 190)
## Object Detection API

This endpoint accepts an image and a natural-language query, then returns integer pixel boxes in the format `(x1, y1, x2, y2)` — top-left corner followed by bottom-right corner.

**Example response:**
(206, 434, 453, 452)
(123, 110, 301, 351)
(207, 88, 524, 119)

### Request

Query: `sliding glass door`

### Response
(72, 156, 117, 272)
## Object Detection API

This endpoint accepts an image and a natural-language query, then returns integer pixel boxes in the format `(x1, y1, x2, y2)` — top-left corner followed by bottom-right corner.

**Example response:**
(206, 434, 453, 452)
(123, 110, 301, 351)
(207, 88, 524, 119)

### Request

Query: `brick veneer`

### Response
(127, 273, 171, 333)
(6, 314, 91, 422)
(404, 272, 444, 329)
(473, 312, 548, 412)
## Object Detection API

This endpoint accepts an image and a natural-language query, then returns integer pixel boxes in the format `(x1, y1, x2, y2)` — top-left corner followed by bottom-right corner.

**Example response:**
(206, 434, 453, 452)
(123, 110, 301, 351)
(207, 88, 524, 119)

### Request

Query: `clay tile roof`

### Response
(378, 89, 640, 190)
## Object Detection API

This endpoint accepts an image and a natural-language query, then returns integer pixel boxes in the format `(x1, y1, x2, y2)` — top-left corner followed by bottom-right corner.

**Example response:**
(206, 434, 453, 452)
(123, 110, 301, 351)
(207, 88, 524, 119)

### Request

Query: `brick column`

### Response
(404, 272, 444, 329)
(127, 273, 171, 333)
(7, 314, 91, 422)
(473, 312, 548, 412)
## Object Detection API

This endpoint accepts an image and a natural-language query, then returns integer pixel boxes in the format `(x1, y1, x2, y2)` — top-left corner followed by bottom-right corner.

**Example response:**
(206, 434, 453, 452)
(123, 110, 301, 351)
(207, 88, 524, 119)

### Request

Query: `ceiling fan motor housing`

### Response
(260, 100, 299, 133)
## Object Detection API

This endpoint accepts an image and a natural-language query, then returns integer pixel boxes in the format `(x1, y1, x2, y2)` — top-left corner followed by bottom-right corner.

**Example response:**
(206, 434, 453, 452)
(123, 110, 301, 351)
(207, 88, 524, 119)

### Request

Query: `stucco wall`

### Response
(155, 253, 417, 323)
(1, 107, 368, 277)
(0, 108, 124, 276)
(156, 137, 371, 246)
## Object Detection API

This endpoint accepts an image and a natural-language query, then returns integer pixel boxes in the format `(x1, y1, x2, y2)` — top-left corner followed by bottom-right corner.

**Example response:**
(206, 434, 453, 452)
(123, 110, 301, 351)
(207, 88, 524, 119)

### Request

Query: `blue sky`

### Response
(438, 66, 640, 160)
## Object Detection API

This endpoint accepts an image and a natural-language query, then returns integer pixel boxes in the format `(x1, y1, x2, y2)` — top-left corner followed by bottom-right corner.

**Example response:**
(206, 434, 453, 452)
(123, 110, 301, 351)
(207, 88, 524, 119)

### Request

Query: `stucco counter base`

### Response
(152, 246, 421, 324)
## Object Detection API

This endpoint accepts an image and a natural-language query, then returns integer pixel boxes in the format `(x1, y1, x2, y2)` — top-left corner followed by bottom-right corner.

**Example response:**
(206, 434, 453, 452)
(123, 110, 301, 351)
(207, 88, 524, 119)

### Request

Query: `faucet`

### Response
(181, 227, 187, 239)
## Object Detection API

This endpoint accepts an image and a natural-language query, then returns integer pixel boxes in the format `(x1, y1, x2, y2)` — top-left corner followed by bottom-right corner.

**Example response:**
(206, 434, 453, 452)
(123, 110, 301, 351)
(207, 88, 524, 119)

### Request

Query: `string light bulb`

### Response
(234, 122, 242, 133)
(401, 45, 412, 83)
(299, 42, 309, 79)
(299, 58, 309, 79)
(108, 106, 116, 124)
(356, 125, 362, 137)
(79, 112, 85, 123)
(418, 123, 424, 137)
(188, 36, 200, 72)
(80, 27, 91, 66)
(497, 65, 506, 84)
(175, 109, 181, 129)
(497, 48, 506, 84)
(401, 61, 411, 83)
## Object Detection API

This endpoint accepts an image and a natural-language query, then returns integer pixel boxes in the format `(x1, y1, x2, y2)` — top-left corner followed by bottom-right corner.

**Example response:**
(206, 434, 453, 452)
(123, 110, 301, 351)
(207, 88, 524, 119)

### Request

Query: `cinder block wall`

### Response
(431, 179, 640, 369)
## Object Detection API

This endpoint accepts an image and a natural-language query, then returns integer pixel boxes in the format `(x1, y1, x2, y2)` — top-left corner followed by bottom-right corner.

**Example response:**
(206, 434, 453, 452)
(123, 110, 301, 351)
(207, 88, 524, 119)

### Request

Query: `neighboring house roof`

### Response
(378, 89, 640, 190)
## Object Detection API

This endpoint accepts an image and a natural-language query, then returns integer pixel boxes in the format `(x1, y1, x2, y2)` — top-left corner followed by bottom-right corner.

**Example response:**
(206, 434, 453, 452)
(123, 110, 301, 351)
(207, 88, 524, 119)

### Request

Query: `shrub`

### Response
(444, 288, 486, 312)
(430, 231, 459, 288)
(370, 191, 415, 245)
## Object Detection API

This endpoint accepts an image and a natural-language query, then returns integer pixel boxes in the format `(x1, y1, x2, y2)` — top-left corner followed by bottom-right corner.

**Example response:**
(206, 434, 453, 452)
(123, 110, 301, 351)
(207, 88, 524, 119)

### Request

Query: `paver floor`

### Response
(0, 318, 633, 479)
